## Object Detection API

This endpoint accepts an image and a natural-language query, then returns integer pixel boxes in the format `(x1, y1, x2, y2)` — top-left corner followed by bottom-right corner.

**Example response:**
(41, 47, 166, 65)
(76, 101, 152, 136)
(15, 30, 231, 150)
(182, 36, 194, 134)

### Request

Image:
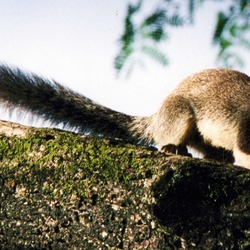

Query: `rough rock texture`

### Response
(0, 121, 249, 249)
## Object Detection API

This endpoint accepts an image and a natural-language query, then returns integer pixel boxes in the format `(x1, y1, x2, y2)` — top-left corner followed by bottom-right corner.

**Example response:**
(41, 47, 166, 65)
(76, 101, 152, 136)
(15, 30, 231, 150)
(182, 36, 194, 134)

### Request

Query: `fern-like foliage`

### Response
(213, 0, 250, 68)
(115, 0, 250, 76)
(114, 0, 184, 75)
(114, 1, 142, 72)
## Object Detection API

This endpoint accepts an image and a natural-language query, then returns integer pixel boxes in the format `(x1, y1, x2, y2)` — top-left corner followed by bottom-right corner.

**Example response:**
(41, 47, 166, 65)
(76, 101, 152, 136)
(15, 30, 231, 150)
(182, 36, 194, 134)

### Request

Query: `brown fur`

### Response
(0, 66, 250, 169)
(131, 68, 250, 169)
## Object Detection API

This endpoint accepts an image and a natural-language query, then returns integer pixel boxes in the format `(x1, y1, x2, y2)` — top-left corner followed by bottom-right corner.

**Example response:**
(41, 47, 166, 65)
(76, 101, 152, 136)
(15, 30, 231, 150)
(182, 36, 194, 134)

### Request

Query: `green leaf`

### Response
(217, 39, 233, 57)
(141, 10, 167, 42)
(240, 0, 248, 12)
(167, 13, 184, 26)
(229, 24, 238, 37)
(220, 39, 233, 50)
(213, 12, 229, 44)
(114, 1, 142, 72)
(142, 10, 167, 27)
(188, 0, 195, 22)
(128, 0, 142, 15)
(142, 26, 167, 41)
(114, 49, 133, 71)
(141, 45, 168, 66)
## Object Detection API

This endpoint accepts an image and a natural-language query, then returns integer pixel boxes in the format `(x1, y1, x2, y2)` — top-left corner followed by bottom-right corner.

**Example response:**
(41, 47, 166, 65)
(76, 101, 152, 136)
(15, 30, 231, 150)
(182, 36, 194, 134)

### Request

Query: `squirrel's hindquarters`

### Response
(133, 95, 196, 148)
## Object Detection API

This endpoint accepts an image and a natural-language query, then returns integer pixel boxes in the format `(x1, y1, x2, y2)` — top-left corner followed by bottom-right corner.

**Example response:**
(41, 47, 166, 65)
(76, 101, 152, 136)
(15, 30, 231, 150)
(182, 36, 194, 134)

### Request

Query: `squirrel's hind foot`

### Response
(161, 144, 192, 157)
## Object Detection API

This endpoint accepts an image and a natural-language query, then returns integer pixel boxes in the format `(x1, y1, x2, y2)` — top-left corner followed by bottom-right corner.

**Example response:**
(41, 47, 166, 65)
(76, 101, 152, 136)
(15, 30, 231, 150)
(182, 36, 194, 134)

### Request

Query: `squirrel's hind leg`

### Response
(233, 117, 250, 169)
(161, 144, 192, 157)
(197, 144, 234, 163)
(188, 129, 235, 163)
(153, 95, 195, 157)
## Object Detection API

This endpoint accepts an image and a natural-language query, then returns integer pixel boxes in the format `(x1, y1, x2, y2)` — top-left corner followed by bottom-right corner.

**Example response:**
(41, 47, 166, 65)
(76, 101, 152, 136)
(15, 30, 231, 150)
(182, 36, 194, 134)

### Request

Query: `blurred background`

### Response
(0, 0, 249, 126)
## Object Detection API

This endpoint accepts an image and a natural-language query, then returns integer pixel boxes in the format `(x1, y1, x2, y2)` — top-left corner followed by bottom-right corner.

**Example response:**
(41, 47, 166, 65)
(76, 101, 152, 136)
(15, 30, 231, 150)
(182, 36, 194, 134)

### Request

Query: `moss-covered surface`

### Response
(0, 127, 249, 249)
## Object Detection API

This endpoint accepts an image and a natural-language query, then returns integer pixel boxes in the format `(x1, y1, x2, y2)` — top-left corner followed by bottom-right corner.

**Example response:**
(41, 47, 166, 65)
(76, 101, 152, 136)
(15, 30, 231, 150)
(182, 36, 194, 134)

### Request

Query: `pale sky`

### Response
(0, 0, 249, 126)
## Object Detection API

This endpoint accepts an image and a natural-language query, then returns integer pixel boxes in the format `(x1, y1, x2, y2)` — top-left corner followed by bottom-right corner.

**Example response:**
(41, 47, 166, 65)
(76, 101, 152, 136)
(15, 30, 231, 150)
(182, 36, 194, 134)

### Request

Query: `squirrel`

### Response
(0, 64, 249, 169)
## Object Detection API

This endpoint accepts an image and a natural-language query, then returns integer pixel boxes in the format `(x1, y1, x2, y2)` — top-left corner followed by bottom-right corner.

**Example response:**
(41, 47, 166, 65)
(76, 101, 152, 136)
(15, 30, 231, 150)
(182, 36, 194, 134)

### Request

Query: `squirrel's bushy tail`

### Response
(0, 65, 150, 143)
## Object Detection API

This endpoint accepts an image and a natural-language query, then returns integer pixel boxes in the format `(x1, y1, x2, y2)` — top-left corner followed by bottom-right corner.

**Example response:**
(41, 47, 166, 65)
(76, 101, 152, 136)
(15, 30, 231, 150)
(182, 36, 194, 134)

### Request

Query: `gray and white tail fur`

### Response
(0, 65, 151, 144)
(1, 64, 250, 169)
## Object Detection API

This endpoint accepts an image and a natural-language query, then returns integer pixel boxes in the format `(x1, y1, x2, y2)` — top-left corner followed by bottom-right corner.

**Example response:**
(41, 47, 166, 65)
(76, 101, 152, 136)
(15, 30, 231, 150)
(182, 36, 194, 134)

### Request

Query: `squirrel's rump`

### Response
(0, 65, 250, 169)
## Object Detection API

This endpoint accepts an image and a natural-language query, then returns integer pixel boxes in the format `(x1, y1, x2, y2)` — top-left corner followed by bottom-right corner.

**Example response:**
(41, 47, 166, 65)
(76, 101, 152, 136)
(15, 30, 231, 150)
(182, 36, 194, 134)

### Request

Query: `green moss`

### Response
(1, 130, 149, 164)
(0, 127, 249, 249)
(0, 128, 167, 206)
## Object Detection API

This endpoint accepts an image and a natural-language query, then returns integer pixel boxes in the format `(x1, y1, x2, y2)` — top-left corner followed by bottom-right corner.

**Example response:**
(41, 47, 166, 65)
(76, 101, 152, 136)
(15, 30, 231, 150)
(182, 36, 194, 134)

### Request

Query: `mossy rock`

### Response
(0, 125, 249, 249)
